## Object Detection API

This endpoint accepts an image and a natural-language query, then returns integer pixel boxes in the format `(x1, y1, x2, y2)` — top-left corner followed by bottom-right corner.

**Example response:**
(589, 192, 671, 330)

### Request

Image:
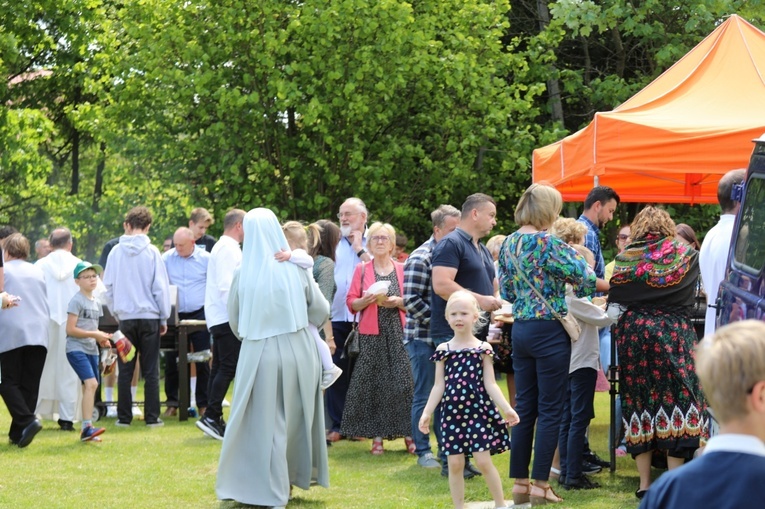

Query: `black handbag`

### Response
(342, 262, 365, 360)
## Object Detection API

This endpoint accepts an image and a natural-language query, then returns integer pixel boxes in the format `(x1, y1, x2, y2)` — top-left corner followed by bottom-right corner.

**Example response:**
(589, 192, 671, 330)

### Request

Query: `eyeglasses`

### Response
(370, 235, 391, 243)
(337, 211, 359, 219)
(617, 234, 630, 241)
(78, 275, 98, 280)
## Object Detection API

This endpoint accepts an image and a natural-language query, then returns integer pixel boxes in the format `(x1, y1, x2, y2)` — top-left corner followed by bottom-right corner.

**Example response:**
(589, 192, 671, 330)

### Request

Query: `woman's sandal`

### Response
(404, 436, 416, 455)
(530, 483, 563, 506)
(370, 438, 384, 455)
(512, 481, 532, 505)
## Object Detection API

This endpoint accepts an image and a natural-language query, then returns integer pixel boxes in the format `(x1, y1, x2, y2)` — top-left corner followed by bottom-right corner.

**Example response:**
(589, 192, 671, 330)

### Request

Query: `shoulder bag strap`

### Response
(352, 262, 366, 326)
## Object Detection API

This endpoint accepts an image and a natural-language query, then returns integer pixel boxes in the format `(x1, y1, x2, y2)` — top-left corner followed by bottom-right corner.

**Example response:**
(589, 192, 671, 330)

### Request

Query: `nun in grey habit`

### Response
(215, 208, 330, 507)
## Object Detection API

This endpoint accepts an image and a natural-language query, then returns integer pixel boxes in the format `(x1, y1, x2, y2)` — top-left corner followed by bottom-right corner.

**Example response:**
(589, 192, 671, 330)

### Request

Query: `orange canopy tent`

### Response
(532, 14, 765, 204)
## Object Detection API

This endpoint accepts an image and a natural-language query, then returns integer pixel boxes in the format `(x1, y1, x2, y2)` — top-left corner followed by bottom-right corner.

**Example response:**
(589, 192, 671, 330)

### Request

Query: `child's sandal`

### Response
(370, 437, 384, 455)
(404, 436, 416, 455)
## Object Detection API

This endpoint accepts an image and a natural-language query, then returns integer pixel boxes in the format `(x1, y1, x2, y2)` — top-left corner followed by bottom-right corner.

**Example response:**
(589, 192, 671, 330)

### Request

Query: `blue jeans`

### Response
(558, 367, 597, 482)
(510, 320, 571, 480)
(406, 340, 437, 457)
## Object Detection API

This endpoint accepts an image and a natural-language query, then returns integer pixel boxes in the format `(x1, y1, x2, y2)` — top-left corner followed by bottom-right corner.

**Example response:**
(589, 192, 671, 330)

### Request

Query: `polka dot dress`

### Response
(431, 344, 511, 456)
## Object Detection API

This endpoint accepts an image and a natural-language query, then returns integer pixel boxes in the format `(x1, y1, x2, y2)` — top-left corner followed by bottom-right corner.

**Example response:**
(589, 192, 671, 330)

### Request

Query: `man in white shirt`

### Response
(699, 169, 746, 338)
(326, 197, 371, 442)
(197, 209, 245, 440)
(35, 228, 82, 431)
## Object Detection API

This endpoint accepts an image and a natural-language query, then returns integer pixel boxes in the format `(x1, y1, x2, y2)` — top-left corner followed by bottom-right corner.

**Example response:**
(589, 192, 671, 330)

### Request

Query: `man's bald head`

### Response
(173, 227, 196, 258)
(49, 228, 73, 251)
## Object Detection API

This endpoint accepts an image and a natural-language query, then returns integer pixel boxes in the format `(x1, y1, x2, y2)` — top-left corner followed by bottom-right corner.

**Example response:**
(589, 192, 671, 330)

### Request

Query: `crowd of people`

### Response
(0, 165, 758, 507)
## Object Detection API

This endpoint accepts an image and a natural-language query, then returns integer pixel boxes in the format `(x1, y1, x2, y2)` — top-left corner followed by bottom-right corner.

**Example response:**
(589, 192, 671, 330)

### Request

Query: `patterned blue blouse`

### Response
(498, 231, 596, 320)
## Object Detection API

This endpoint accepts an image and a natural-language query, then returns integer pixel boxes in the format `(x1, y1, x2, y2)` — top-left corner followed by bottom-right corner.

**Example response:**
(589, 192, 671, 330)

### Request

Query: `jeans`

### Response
(0, 345, 47, 442)
(599, 326, 614, 375)
(66, 351, 99, 383)
(510, 319, 571, 480)
(117, 319, 161, 424)
(558, 367, 597, 482)
(205, 322, 241, 420)
(326, 321, 353, 434)
(165, 308, 210, 408)
(406, 340, 436, 457)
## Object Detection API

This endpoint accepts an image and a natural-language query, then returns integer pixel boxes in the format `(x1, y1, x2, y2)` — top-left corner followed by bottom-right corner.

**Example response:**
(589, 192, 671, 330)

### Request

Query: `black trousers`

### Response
(0, 345, 47, 441)
(204, 322, 241, 420)
(165, 308, 210, 408)
(117, 319, 161, 424)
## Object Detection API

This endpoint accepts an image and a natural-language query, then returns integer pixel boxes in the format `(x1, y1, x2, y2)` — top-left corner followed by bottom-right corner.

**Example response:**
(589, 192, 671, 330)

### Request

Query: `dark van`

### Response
(716, 135, 765, 327)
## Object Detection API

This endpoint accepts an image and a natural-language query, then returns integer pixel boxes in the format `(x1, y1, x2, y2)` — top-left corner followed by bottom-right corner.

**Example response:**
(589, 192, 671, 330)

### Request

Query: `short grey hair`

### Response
(343, 197, 368, 216)
(431, 204, 460, 229)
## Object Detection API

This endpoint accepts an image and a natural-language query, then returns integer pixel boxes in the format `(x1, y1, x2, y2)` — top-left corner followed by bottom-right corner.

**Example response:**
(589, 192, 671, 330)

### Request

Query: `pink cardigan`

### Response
(345, 260, 406, 335)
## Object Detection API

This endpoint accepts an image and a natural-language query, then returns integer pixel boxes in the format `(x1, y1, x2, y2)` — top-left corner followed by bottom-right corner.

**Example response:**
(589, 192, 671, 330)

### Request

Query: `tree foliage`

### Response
(1, 0, 763, 254)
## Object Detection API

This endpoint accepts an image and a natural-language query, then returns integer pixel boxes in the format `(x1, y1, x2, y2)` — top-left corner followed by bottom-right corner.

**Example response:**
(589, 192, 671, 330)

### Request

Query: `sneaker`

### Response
(132, 405, 143, 417)
(106, 406, 118, 418)
(417, 452, 441, 469)
(187, 349, 213, 363)
(583, 450, 610, 468)
(441, 465, 477, 479)
(115, 421, 131, 427)
(582, 461, 603, 475)
(560, 474, 600, 490)
(80, 426, 106, 442)
(222, 399, 230, 407)
(146, 419, 164, 428)
(320, 365, 343, 390)
(196, 416, 225, 441)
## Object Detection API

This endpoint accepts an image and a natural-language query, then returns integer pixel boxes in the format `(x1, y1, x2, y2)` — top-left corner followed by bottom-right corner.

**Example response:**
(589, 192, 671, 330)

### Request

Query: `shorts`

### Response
(66, 351, 100, 383)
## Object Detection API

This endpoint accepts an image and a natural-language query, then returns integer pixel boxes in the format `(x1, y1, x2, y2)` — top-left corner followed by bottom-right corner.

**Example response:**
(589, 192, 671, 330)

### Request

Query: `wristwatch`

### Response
(356, 248, 366, 257)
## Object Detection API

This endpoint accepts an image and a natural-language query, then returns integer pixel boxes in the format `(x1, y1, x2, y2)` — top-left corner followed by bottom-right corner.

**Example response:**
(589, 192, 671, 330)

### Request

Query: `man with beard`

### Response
(325, 197, 371, 442)
(576, 185, 620, 473)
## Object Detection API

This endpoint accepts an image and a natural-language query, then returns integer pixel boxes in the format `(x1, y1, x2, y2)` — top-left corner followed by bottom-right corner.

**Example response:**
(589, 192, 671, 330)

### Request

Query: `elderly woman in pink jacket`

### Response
(340, 221, 414, 455)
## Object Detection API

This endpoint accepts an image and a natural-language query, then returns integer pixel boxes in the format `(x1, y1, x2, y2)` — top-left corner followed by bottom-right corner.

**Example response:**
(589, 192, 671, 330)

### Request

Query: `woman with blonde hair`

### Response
(609, 206, 708, 499)
(341, 222, 414, 455)
(498, 183, 596, 505)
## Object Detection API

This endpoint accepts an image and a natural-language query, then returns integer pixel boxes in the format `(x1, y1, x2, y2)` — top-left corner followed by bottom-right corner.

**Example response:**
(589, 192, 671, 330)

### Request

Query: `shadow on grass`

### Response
(219, 496, 327, 508)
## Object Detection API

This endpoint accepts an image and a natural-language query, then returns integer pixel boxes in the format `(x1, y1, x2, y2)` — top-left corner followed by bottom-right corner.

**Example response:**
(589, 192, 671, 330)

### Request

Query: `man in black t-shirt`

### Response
(429, 192, 502, 478)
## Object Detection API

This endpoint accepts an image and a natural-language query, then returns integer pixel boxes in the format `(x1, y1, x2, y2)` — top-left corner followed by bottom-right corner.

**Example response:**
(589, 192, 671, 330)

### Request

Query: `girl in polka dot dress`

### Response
(420, 291, 519, 509)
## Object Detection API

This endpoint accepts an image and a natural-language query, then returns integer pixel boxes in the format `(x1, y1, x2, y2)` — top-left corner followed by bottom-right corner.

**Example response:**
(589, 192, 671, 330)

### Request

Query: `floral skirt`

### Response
(615, 308, 708, 457)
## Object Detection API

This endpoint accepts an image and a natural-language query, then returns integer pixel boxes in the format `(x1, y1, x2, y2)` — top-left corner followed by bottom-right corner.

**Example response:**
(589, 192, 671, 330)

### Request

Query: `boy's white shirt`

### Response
(565, 285, 614, 373)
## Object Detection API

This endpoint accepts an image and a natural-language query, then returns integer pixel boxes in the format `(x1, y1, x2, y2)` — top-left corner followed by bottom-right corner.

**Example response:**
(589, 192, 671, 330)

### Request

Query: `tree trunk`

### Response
(537, 0, 564, 126)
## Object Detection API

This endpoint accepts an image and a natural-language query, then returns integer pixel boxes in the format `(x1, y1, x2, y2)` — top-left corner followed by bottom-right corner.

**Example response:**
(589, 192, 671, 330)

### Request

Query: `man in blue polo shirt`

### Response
(430, 192, 502, 478)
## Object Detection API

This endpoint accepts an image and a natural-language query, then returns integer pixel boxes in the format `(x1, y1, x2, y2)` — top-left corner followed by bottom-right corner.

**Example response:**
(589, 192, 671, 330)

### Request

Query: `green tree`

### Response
(95, 0, 545, 243)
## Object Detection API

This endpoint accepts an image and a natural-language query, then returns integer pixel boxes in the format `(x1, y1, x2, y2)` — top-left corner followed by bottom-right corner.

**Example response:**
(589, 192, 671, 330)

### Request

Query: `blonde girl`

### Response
(419, 291, 519, 509)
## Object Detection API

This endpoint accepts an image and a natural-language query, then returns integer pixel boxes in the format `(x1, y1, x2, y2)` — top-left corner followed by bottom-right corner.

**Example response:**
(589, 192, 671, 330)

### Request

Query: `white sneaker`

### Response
(106, 406, 117, 418)
(132, 405, 143, 417)
(222, 399, 230, 407)
(321, 365, 343, 390)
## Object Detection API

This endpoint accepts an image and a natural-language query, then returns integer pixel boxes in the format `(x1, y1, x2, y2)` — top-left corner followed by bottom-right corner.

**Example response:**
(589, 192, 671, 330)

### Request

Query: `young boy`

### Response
(558, 245, 614, 490)
(65, 261, 112, 442)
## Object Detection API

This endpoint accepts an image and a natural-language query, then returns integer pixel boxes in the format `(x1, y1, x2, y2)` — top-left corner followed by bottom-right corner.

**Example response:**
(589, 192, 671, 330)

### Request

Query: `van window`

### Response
(732, 174, 765, 275)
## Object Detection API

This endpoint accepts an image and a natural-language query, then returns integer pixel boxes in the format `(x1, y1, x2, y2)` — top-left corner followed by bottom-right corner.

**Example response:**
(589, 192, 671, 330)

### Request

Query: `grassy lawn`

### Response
(0, 383, 645, 508)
